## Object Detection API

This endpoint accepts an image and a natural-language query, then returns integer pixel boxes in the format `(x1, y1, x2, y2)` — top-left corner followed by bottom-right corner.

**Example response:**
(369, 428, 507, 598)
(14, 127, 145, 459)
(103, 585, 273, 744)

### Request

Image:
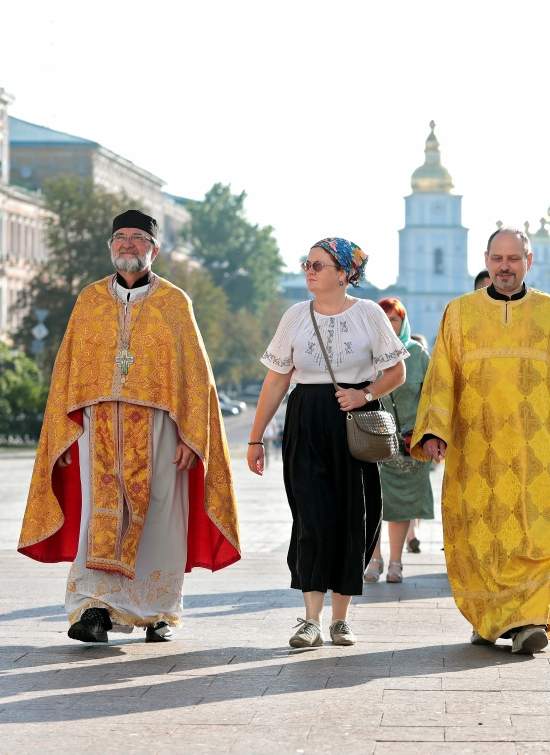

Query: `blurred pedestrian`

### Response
(263, 418, 279, 468)
(474, 269, 491, 289)
(406, 519, 422, 553)
(411, 333, 429, 350)
(247, 238, 408, 648)
(364, 298, 433, 584)
(412, 228, 550, 654)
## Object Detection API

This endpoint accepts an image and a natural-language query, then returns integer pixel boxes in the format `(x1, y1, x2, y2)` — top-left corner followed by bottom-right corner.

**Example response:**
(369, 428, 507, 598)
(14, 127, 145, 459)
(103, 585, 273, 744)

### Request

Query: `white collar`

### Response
(114, 280, 151, 303)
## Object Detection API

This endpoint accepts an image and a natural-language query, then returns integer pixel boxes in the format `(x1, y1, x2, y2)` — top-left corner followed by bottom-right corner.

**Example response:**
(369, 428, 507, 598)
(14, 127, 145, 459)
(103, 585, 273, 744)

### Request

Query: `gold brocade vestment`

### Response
(19, 275, 240, 574)
(411, 288, 550, 641)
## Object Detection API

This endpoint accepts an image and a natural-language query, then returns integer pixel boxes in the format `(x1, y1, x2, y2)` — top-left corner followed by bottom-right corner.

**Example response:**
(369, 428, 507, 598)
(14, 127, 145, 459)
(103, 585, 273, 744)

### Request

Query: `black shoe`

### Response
(68, 607, 112, 643)
(145, 621, 174, 642)
(407, 537, 421, 553)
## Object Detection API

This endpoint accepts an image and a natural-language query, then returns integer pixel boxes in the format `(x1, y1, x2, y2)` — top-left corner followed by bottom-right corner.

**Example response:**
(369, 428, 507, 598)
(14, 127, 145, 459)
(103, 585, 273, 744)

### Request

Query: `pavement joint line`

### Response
(12, 653, 29, 664)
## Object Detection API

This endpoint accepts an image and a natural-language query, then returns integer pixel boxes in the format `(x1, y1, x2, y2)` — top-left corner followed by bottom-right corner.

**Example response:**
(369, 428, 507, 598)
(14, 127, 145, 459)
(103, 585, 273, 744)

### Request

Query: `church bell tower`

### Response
(397, 121, 470, 343)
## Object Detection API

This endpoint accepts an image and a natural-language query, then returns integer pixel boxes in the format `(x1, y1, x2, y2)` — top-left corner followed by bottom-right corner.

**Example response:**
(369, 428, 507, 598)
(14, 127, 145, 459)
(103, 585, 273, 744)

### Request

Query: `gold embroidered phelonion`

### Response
(114, 273, 155, 382)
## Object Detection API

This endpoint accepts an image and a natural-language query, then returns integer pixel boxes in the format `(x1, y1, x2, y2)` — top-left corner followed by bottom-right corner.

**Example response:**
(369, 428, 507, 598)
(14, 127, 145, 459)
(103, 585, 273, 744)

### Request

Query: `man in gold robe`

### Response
(19, 209, 240, 643)
(411, 228, 549, 654)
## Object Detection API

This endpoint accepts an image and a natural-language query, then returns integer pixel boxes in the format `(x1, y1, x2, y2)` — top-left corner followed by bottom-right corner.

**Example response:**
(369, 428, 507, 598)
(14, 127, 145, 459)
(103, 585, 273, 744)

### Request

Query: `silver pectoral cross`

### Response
(116, 347, 135, 376)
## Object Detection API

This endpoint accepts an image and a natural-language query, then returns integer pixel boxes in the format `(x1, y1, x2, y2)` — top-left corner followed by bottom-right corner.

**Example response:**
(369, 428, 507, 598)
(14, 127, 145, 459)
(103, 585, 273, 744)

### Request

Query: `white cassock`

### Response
(65, 281, 189, 630)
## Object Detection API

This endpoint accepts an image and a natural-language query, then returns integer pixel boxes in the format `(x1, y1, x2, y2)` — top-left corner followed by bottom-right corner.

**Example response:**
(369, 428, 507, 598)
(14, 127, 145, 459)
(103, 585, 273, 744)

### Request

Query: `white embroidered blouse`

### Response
(261, 299, 409, 384)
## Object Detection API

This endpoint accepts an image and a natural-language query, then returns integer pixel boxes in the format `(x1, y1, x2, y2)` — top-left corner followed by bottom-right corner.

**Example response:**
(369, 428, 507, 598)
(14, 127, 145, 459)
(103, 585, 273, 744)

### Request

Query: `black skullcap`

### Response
(112, 209, 158, 238)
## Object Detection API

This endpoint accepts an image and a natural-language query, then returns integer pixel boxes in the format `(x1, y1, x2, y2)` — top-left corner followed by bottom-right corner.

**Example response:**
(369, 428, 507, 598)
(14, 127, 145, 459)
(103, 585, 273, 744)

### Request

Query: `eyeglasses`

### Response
(109, 233, 154, 245)
(301, 261, 338, 273)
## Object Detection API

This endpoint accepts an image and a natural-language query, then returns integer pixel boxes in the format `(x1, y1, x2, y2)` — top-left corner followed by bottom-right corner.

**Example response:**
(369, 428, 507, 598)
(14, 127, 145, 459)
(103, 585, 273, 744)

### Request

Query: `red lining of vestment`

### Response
(185, 460, 240, 572)
(18, 409, 240, 573)
(19, 409, 84, 563)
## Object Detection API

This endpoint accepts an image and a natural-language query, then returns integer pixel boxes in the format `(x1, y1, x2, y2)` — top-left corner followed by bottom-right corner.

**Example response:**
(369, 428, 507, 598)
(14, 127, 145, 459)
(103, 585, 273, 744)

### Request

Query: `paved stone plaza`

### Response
(1, 420, 549, 753)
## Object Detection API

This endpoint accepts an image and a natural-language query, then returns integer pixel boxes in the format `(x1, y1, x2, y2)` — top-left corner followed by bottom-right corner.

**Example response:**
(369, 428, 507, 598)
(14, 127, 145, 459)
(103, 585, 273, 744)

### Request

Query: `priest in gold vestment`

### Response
(18, 210, 240, 643)
(412, 228, 549, 654)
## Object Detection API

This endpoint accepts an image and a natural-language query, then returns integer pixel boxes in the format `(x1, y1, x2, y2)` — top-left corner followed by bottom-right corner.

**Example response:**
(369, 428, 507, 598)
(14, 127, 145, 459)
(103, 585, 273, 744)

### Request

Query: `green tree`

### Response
(13, 177, 286, 389)
(183, 183, 284, 313)
(13, 177, 133, 372)
(155, 256, 285, 387)
(212, 309, 266, 387)
(0, 343, 48, 442)
(154, 255, 229, 371)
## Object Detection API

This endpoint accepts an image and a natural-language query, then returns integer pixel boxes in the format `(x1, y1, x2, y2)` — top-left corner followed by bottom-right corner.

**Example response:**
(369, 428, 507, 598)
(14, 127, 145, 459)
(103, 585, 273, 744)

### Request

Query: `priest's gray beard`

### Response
(111, 249, 153, 273)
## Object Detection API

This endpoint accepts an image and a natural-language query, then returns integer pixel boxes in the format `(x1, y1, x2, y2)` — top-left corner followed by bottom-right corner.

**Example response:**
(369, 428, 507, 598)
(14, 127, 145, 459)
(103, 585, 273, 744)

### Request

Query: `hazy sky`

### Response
(3, 0, 550, 286)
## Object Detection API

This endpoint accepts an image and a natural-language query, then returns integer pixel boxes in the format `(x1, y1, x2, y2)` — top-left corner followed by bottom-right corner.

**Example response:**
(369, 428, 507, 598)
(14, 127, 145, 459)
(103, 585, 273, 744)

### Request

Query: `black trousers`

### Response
(282, 382, 382, 596)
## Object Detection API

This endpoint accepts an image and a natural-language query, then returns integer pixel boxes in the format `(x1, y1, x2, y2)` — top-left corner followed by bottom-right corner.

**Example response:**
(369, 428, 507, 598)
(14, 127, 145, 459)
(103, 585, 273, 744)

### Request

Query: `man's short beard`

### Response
(111, 250, 153, 273)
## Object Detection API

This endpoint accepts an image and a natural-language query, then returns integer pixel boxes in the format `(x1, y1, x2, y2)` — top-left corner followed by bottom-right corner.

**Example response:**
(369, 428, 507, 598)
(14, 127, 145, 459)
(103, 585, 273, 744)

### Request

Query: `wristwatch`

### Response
(364, 391, 374, 404)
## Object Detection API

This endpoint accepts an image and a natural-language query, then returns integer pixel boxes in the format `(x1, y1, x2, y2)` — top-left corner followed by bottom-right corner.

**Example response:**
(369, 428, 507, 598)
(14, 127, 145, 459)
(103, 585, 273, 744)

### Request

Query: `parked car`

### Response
(218, 392, 247, 412)
(218, 399, 240, 417)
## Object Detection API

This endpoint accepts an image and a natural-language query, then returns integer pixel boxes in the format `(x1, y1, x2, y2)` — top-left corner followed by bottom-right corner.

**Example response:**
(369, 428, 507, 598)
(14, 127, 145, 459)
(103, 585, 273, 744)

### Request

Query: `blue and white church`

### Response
(281, 121, 472, 345)
(395, 120, 471, 342)
(525, 214, 550, 293)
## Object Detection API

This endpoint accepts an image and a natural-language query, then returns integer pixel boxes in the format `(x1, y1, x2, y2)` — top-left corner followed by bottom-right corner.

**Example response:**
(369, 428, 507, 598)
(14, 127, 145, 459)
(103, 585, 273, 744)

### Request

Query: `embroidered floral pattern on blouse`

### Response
(260, 299, 408, 383)
(312, 316, 355, 370)
(262, 350, 293, 369)
(326, 317, 335, 363)
(374, 346, 408, 366)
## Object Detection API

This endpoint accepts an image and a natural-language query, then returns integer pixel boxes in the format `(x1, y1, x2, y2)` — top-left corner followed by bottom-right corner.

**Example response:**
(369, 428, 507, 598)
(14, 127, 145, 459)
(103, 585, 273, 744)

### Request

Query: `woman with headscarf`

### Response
(364, 297, 434, 584)
(247, 239, 408, 648)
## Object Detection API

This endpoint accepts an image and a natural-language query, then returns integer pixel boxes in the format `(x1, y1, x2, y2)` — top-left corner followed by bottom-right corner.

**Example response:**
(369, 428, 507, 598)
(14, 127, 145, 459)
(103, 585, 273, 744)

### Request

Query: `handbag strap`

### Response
(309, 301, 340, 391)
(387, 392, 403, 434)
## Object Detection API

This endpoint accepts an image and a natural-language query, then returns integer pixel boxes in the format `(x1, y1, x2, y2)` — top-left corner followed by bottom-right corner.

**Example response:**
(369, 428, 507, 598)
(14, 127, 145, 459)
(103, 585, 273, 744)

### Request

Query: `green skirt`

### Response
(379, 456, 434, 522)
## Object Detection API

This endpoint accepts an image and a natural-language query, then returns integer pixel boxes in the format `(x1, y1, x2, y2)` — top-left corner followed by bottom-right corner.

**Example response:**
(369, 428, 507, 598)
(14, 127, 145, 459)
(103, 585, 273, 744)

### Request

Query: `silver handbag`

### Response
(309, 302, 399, 463)
(345, 409, 399, 463)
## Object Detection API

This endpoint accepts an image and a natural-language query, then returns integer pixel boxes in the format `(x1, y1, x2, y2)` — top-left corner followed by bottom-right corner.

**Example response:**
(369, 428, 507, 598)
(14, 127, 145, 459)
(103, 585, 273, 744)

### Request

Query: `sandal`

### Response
(364, 558, 384, 583)
(386, 561, 403, 583)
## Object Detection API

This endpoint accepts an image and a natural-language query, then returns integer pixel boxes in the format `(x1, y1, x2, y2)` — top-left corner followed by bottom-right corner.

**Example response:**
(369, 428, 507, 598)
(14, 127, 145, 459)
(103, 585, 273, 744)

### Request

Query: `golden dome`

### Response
(411, 120, 453, 193)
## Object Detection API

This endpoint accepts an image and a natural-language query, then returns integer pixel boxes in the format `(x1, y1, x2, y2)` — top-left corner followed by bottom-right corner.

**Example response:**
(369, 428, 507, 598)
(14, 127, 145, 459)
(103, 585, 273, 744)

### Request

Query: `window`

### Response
(434, 248, 444, 275)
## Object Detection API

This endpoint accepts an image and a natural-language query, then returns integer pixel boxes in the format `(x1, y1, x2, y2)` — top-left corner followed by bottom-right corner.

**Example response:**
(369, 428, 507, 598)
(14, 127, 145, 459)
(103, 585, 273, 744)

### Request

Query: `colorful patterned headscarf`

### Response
(311, 237, 368, 286)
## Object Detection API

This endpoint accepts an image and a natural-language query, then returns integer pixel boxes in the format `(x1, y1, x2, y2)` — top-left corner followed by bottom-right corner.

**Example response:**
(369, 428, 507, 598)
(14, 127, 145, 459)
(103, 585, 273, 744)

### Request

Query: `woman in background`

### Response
(364, 298, 433, 584)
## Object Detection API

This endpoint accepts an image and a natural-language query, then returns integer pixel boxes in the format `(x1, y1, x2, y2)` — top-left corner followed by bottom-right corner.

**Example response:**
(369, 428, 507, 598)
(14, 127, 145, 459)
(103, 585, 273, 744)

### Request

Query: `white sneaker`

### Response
(330, 620, 356, 646)
(289, 618, 323, 648)
(511, 625, 549, 654)
(470, 630, 494, 646)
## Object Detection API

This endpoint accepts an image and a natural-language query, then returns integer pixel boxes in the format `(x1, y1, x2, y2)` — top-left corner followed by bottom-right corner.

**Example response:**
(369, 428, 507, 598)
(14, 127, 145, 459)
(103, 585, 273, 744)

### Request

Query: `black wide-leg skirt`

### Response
(282, 382, 382, 596)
